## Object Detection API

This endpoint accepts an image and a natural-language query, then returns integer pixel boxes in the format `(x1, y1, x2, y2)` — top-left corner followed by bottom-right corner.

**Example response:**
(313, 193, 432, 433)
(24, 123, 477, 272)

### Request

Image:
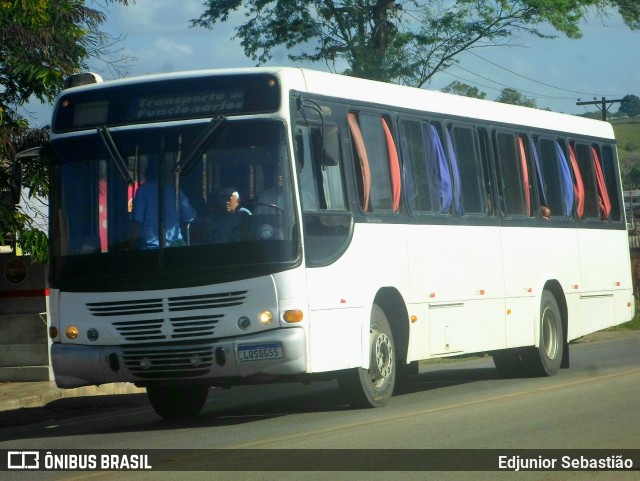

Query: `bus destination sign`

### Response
(128, 89, 245, 122)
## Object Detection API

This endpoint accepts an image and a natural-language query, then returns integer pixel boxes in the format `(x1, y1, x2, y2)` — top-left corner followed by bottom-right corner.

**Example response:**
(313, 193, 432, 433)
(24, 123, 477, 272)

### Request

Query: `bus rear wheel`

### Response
(492, 348, 527, 378)
(524, 291, 564, 376)
(339, 305, 396, 408)
(147, 384, 209, 419)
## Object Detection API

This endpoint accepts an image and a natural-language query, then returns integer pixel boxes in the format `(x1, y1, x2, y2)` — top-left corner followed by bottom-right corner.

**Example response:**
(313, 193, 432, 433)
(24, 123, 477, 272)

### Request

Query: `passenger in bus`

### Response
(541, 205, 551, 220)
(209, 188, 252, 244)
(220, 188, 252, 217)
(129, 162, 197, 249)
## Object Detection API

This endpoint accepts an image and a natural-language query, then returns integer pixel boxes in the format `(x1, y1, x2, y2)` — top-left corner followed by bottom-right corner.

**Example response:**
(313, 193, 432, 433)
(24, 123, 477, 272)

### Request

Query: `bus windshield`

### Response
(50, 118, 300, 291)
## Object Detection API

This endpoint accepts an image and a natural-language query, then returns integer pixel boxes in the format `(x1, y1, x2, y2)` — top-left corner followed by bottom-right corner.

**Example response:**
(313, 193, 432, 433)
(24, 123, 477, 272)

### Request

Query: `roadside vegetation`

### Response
(608, 310, 640, 331)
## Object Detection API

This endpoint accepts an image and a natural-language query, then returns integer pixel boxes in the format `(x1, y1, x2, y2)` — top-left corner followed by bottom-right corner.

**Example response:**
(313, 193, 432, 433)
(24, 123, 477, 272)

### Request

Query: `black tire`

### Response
(147, 385, 209, 419)
(492, 348, 527, 378)
(524, 290, 564, 376)
(339, 305, 396, 408)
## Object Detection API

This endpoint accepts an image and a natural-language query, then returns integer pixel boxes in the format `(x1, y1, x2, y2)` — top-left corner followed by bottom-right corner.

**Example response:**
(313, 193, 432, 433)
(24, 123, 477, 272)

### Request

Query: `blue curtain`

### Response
(445, 128, 463, 216)
(529, 137, 547, 206)
(424, 124, 452, 214)
(555, 141, 574, 218)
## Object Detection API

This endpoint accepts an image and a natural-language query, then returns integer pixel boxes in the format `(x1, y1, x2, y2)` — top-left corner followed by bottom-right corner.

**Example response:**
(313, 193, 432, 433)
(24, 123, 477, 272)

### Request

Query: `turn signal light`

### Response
(283, 310, 304, 323)
(49, 326, 59, 339)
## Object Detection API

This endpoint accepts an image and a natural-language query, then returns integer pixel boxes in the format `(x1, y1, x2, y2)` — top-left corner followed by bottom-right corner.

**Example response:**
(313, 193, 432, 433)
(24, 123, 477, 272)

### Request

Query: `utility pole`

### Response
(576, 97, 625, 121)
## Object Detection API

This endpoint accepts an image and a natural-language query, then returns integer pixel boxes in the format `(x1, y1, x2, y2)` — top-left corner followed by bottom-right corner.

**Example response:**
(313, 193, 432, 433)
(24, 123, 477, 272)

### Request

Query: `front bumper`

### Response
(51, 327, 306, 388)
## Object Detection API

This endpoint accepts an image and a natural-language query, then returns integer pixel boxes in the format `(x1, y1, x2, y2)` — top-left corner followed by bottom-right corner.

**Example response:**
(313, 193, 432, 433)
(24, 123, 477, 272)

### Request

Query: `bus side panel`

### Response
(463, 298, 507, 353)
(406, 224, 506, 357)
(306, 307, 367, 372)
(501, 226, 581, 348)
(305, 223, 410, 372)
(573, 228, 633, 338)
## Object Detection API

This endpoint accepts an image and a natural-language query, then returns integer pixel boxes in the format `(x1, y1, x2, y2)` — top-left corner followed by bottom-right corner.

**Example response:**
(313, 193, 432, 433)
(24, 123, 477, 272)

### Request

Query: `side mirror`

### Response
(310, 126, 340, 168)
(322, 125, 340, 167)
(12, 146, 45, 204)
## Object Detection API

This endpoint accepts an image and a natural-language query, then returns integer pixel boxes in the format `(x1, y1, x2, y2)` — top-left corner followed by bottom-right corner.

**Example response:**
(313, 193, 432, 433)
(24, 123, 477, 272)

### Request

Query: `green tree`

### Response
(441, 81, 487, 99)
(618, 94, 640, 118)
(192, 0, 640, 87)
(496, 87, 537, 108)
(0, 0, 133, 261)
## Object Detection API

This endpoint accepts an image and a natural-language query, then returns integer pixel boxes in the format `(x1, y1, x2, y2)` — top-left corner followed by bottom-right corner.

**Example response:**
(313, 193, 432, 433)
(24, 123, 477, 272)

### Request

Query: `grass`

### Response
(611, 119, 640, 164)
(606, 311, 640, 331)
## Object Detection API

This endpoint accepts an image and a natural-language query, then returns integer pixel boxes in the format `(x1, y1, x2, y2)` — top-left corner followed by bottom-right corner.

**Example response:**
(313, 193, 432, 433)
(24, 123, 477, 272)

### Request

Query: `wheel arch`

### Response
(542, 279, 570, 368)
(373, 287, 410, 365)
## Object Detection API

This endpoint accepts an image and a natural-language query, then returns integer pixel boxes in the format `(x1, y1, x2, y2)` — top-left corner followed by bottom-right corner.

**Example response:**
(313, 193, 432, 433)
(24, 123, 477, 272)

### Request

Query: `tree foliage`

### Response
(0, 0, 133, 261)
(496, 87, 537, 108)
(441, 81, 487, 99)
(618, 94, 640, 118)
(192, 0, 640, 87)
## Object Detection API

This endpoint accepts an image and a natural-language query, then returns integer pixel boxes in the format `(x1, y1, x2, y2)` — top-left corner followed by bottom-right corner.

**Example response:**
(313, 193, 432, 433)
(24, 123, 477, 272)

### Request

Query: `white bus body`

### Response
(44, 68, 633, 417)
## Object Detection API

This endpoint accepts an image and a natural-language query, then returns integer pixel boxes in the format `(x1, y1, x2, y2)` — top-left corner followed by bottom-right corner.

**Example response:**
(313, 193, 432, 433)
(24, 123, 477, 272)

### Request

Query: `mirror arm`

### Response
(296, 97, 326, 165)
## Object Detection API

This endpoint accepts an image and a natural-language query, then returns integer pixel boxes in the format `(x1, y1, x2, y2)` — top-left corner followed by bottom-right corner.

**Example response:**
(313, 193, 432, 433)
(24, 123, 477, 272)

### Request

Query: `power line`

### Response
(468, 51, 623, 97)
(439, 70, 509, 95)
(450, 63, 573, 100)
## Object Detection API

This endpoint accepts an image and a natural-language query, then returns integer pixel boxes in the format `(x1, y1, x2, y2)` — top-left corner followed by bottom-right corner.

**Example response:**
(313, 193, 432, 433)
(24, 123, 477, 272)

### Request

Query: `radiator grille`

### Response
(121, 345, 214, 379)
(86, 291, 247, 342)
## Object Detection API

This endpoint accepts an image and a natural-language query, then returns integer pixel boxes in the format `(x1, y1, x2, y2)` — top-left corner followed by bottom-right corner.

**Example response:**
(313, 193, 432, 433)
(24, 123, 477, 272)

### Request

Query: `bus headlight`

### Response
(49, 326, 59, 339)
(65, 326, 79, 340)
(258, 310, 273, 325)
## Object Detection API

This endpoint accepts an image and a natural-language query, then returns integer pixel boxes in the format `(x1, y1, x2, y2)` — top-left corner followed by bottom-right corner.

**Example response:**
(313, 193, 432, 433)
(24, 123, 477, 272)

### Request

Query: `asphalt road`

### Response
(1, 330, 638, 481)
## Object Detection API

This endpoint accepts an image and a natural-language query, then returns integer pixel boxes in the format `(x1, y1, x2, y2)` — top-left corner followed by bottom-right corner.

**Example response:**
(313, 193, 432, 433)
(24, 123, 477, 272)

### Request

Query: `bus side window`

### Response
(448, 124, 487, 216)
(494, 131, 530, 217)
(601, 144, 622, 221)
(538, 138, 571, 220)
(399, 118, 431, 213)
(347, 112, 371, 212)
(398, 118, 451, 215)
(352, 112, 394, 212)
(477, 127, 496, 216)
(567, 142, 585, 219)
(590, 145, 611, 220)
(573, 142, 600, 220)
(381, 116, 401, 213)
(528, 137, 550, 219)
(296, 124, 347, 212)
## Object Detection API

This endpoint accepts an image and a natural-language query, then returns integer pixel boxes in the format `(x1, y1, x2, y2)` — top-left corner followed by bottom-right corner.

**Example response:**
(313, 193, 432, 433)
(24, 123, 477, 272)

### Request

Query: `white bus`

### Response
(39, 68, 633, 418)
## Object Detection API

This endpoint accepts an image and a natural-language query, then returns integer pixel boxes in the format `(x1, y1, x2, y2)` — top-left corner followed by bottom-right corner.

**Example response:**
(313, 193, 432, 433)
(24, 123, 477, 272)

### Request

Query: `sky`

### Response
(20, 0, 640, 127)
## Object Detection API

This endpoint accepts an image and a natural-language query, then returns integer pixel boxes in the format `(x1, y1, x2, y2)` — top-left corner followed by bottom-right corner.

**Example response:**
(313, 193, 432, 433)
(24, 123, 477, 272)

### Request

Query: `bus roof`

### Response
(294, 68, 615, 140)
(60, 66, 615, 140)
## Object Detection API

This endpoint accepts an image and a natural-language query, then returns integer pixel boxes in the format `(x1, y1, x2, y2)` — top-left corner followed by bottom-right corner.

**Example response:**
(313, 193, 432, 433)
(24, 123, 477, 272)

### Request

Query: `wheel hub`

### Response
(371, 332, 393, 380)
(541, 306, 558, 359)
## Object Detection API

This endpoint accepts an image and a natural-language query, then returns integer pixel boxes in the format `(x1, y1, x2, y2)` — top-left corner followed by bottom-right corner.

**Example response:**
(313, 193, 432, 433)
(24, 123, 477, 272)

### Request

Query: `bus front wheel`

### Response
(339, 305, 396, 408)
(146, 384, 209, 419)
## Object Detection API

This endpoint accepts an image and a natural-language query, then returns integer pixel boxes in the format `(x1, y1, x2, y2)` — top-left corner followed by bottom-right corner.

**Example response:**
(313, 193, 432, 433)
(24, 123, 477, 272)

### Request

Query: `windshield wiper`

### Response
(174, 115, 226, 178)
(172, 115, 226, 214)
(97, 126, 134, 185)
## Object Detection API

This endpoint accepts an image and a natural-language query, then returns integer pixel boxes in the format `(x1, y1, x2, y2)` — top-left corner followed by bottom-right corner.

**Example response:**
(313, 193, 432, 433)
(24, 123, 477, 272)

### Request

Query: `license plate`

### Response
(238, 342, 283, 362)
